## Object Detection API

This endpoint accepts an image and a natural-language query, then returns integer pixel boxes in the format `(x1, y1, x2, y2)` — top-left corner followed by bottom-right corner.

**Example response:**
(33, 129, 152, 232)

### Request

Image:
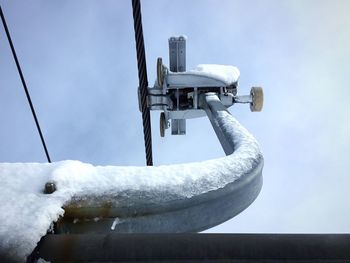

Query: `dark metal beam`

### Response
(32, 233, 350, 262)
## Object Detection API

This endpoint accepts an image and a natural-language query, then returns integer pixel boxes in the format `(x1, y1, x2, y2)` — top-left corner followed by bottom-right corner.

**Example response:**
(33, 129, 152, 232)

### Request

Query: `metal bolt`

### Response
(44, 182, 56, 194)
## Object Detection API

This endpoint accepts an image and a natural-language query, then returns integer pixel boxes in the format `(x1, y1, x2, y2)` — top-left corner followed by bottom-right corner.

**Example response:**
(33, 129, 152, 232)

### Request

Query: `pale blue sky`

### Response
(1, 0, 350, 233)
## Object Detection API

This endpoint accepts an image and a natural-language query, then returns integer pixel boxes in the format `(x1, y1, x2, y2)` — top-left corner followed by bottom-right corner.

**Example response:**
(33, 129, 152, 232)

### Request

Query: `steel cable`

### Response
(0, 5, 51, 163)
(131, 0, 153, 166)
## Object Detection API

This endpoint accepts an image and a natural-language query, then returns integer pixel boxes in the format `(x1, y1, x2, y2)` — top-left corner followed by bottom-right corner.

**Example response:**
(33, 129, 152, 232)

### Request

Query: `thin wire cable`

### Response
(131, 0, 153, 166)
(0, 5, 51, 163)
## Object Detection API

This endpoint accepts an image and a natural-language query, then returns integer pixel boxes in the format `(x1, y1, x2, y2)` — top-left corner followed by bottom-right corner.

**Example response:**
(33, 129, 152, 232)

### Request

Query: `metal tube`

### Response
(200, 92, 236, 155)
(47, 93, 263, 236)
(234, 95, 252, 104)
(51, 92, 263, 235)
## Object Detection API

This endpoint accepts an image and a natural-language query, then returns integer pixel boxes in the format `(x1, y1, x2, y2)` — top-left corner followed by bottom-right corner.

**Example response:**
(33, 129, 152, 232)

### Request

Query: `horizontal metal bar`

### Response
(234, 94, 252, 104)
(34, 233, 350, 262)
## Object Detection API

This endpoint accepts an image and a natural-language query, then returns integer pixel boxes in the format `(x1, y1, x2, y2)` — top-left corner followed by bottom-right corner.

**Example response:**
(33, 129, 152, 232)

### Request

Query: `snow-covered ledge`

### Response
(0, 94, 263, 261)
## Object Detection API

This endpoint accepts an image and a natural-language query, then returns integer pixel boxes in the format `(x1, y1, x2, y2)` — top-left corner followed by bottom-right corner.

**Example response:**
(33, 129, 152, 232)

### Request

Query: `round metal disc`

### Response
(250, 87, 264, 112)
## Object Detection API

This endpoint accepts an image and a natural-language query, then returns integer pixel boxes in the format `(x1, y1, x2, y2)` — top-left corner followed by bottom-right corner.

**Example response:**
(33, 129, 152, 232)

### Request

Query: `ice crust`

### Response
(189, 64, 240, 85)
(0, 113, 261, 261)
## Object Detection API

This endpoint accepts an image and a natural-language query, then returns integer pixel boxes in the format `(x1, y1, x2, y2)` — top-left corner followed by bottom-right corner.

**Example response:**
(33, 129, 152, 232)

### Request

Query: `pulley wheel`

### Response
(157, 57, 164, 87)
(250, 87, 264, 112)
(160, 112, 166, 137)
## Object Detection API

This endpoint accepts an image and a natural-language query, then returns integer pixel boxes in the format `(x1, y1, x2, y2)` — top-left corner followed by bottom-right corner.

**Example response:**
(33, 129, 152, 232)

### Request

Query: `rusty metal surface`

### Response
(56, 162, 262, 234)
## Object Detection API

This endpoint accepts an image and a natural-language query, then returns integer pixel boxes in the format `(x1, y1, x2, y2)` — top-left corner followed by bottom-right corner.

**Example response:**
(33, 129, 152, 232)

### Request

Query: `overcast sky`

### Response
(1, 0, 350, 233)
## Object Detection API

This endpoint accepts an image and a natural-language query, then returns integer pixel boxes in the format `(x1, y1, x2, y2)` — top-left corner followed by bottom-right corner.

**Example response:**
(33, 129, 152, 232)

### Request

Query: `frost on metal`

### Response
(0, 114, 262, 261)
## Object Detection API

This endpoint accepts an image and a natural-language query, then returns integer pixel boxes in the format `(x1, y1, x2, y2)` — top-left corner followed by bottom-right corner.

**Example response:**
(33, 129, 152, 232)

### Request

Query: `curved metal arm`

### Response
(57, 93, 264, 234)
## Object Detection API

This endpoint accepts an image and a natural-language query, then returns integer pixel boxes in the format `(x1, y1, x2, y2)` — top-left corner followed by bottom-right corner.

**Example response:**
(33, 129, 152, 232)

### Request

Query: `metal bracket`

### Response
(169, 36, 186, 73)
(169, 36, 187, 135)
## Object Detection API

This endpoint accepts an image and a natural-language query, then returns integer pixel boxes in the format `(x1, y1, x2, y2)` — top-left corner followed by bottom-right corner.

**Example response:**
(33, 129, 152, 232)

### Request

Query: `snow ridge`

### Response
(0, 113, 261, 261)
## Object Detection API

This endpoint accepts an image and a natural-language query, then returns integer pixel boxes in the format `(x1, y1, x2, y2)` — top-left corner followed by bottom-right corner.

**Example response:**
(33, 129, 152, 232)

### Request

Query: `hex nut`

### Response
(44, 182, 56, 194)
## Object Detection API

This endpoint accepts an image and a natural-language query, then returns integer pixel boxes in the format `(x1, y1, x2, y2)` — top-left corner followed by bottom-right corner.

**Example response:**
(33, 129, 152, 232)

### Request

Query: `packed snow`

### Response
(189, 64, 240, 85)
(0, 112, 261, 261)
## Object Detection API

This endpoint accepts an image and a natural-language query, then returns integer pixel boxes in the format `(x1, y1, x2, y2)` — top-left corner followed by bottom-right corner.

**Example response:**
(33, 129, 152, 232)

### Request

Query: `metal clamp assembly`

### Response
(142, 36, 264, 137)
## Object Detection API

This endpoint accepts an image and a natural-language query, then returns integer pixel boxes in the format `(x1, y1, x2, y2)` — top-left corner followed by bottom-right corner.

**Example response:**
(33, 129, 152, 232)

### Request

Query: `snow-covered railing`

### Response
(0, 93, 263, 261)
